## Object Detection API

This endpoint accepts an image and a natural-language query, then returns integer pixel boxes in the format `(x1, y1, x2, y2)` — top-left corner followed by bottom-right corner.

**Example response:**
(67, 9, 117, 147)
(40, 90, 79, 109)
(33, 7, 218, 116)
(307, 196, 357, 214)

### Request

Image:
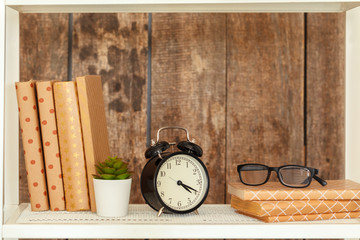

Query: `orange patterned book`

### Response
(15, 80, 49, 211)
(36, 81, 65, 211)
(53, 81, 90, 211)
(236, 210, 360, 223)
(231, 195, 360, 217)
(76, 75, 110, 212)
(228, 180, 360, 201)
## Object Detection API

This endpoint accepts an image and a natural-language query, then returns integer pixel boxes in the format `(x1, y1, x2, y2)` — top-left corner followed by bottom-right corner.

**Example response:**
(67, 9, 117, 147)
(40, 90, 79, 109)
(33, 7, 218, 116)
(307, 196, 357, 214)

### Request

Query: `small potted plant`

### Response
(93, 156, 132, 217)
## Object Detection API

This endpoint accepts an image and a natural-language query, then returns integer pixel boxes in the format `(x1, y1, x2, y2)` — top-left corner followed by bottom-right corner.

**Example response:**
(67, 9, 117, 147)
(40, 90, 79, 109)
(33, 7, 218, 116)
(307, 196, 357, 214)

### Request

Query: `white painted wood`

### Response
(1, 1, 360, 239)
(0, 0, 5, 230)
(346, 7, 360, 183)
(4, 6, 19, 209)
(4, 223, 360, 239)
(2, 204, 360, 239)
(3, 0, 360, 13)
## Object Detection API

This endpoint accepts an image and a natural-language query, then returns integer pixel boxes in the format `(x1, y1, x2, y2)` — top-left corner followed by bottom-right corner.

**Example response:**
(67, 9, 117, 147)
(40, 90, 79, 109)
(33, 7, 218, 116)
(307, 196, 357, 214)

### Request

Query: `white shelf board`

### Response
(3, 203, 360, 239)
(4, 0, 360, 13)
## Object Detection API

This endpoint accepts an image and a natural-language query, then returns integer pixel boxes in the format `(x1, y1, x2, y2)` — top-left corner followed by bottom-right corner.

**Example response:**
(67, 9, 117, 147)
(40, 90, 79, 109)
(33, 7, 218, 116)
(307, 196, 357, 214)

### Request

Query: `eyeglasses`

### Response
(237, 164, 327, 188)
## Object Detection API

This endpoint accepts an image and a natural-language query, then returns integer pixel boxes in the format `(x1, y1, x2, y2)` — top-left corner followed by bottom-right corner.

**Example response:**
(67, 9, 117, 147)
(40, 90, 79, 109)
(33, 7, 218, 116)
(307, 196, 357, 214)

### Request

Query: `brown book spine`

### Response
(53, 81, 90, 211)
(36, 81, 65, 211)
(15, 81, 49, 211)
(237, 210, 360, 222)
(231, 195, 360, 217)
(76, 75, 110, 212)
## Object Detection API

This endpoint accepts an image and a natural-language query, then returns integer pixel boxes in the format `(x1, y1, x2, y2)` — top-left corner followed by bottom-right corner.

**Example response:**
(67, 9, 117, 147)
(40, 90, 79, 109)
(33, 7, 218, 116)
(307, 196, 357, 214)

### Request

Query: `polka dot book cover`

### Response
(36, 81, 65, 211)
(15, 80, 49, 211)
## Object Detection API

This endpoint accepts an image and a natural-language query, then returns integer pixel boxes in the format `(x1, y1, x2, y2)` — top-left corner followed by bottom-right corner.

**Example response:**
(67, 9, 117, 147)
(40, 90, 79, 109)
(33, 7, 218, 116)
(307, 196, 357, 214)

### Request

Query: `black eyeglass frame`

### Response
(237, 163, 327, 188)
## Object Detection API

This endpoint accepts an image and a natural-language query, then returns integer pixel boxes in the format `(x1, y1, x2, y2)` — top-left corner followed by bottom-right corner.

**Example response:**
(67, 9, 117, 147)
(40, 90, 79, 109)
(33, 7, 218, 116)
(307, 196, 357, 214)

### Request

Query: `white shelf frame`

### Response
(2, 203, 360, 239)
(2, 1, 360, 239)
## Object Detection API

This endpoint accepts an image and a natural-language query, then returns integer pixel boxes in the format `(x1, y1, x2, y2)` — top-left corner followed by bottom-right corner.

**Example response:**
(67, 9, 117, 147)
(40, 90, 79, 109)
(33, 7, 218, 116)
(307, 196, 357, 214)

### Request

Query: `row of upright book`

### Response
(16, 76, 110, 212)
(228, 179, 360, 222)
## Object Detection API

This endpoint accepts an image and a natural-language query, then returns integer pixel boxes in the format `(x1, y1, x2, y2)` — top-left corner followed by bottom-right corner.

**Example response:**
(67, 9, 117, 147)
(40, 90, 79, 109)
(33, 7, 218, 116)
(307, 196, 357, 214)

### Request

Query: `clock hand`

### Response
(169, 177, 193, 193)
(181, 183, 198, 193)
(181, 184, 192, 193)
(169, 176, 177, 182)
(176, 180, 192, 193)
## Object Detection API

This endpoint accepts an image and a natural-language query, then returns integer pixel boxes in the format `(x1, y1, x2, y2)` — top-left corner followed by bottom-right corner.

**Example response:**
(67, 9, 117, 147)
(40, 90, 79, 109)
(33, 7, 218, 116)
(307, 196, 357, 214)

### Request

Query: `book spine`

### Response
(36, 81, 65, 211)
(261, 211, 360, 223)
(15, 81, 49, 211)
(76, 75, 110, 212)
(53, 81, 90, 211)
(228, 182, 360, 201)
(231, 195, 360, 216)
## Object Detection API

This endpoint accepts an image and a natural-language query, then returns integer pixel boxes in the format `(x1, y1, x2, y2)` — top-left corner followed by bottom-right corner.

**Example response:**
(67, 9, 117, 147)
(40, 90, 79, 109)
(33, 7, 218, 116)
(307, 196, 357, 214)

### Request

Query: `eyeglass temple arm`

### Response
(313, 175, 327, 186)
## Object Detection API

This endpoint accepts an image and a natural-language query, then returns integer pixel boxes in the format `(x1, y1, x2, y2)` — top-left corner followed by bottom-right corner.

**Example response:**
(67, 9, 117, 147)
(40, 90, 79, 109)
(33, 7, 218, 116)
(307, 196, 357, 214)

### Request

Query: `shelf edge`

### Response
(5, 2, 360, 13)
(3, 222, 360, 239)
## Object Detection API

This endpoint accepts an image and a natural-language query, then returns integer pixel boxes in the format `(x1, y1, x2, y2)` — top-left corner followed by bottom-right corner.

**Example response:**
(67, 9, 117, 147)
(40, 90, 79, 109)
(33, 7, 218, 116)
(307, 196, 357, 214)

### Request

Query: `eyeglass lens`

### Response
(279, 166, 311, 187)
(239, 165, 268, 185)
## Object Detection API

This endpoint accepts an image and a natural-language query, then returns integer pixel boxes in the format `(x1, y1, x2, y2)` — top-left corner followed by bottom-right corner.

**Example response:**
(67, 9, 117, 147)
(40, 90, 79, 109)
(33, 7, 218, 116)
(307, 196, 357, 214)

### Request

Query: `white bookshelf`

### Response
(3, 203, 360, 239)
(2, 1, 360, 239)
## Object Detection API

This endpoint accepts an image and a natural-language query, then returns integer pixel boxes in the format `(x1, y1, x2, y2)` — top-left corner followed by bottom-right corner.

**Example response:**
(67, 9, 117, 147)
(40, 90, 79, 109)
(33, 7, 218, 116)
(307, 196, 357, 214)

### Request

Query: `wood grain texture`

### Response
(151, 13, 227, 204)
(71, 13, 148, 203)
(19, 12, 346, 213)
(306, 13, 345, 180)
(226, 13, 305, 202)
(19, 13, 69, 203)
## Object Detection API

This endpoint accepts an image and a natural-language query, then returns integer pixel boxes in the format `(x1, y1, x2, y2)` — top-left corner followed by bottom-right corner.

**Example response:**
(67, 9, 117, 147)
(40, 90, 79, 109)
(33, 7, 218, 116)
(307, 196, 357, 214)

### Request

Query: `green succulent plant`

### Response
(93, 156, 131, 180)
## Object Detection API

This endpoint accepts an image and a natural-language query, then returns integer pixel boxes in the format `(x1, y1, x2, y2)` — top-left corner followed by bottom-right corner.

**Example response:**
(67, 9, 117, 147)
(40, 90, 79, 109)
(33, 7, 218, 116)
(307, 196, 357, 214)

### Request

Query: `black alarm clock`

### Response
(140, 126, 210, 216)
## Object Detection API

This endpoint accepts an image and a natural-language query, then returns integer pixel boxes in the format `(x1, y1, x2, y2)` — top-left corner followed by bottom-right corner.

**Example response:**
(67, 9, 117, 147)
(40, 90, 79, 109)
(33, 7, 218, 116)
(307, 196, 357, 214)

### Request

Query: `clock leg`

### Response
(194, 209, 199, 215)
(157, 207, 165, 217)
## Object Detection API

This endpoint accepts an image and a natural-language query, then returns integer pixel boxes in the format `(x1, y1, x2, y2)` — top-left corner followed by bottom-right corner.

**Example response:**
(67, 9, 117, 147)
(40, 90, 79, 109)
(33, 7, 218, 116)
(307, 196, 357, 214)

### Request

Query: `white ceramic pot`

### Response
(93, 178, 132, 217)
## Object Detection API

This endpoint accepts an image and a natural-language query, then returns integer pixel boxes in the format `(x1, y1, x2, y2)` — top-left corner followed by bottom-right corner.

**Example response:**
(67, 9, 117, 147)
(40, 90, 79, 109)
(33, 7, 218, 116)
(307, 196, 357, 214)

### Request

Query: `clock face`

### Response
(154, 153, 209, 213)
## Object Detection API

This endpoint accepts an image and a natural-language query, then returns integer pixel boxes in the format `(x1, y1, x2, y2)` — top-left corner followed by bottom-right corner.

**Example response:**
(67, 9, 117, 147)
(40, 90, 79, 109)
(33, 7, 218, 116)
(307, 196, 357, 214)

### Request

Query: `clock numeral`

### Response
(197, 179, 202, 185)
(160, 171, 166, 177)
(160, 191, 165, 197)
(167, 163, 171, 169)
(157, 181, 161, 187)
(187, 198, 191, 204)
(177, 201, 182, 207)
(168, 198, 172, 204)
(186, 162, 189, 168)
(193, 169, 197, 175)
(176, 159, 181, 165)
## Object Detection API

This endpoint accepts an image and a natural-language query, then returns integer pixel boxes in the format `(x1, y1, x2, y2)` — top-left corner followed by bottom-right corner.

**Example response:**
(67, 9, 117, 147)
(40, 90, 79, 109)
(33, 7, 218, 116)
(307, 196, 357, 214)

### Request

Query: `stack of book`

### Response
(228, 179, 360, 222)
(15, 76, 110, 212)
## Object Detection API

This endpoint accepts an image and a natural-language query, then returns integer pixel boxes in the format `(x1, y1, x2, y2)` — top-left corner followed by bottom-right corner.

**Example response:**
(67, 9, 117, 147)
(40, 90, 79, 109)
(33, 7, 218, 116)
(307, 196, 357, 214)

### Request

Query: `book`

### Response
(36, 81, 65, 211)
(15, 80, 49, 211)
(76, 75, 110, 212)
(53, 81, 90, 211)
(231, 195, 360, 217)
(228, 180, 360, 201)
(236, 210, 360, 223)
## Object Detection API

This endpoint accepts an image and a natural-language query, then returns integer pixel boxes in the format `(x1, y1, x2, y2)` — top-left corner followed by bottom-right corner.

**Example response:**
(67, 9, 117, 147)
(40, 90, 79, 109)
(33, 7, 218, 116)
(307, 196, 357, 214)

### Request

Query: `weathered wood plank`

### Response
(226, 13, 305, 202)
(71, 13, 148, 203)
(19, 13, 69, 203)
(151, 13, 227, 204)
(306, 13, 345, 180)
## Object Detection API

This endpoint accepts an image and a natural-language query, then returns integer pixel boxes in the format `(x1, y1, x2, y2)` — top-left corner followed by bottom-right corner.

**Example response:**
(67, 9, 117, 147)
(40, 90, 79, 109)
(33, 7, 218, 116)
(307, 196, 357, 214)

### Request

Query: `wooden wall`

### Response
(19, 13, 345, 206)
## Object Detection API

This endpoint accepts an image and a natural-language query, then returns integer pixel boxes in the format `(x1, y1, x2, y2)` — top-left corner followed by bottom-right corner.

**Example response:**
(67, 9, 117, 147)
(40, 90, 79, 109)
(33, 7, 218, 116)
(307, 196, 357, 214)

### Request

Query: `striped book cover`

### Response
(76, 75, 110, 212)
